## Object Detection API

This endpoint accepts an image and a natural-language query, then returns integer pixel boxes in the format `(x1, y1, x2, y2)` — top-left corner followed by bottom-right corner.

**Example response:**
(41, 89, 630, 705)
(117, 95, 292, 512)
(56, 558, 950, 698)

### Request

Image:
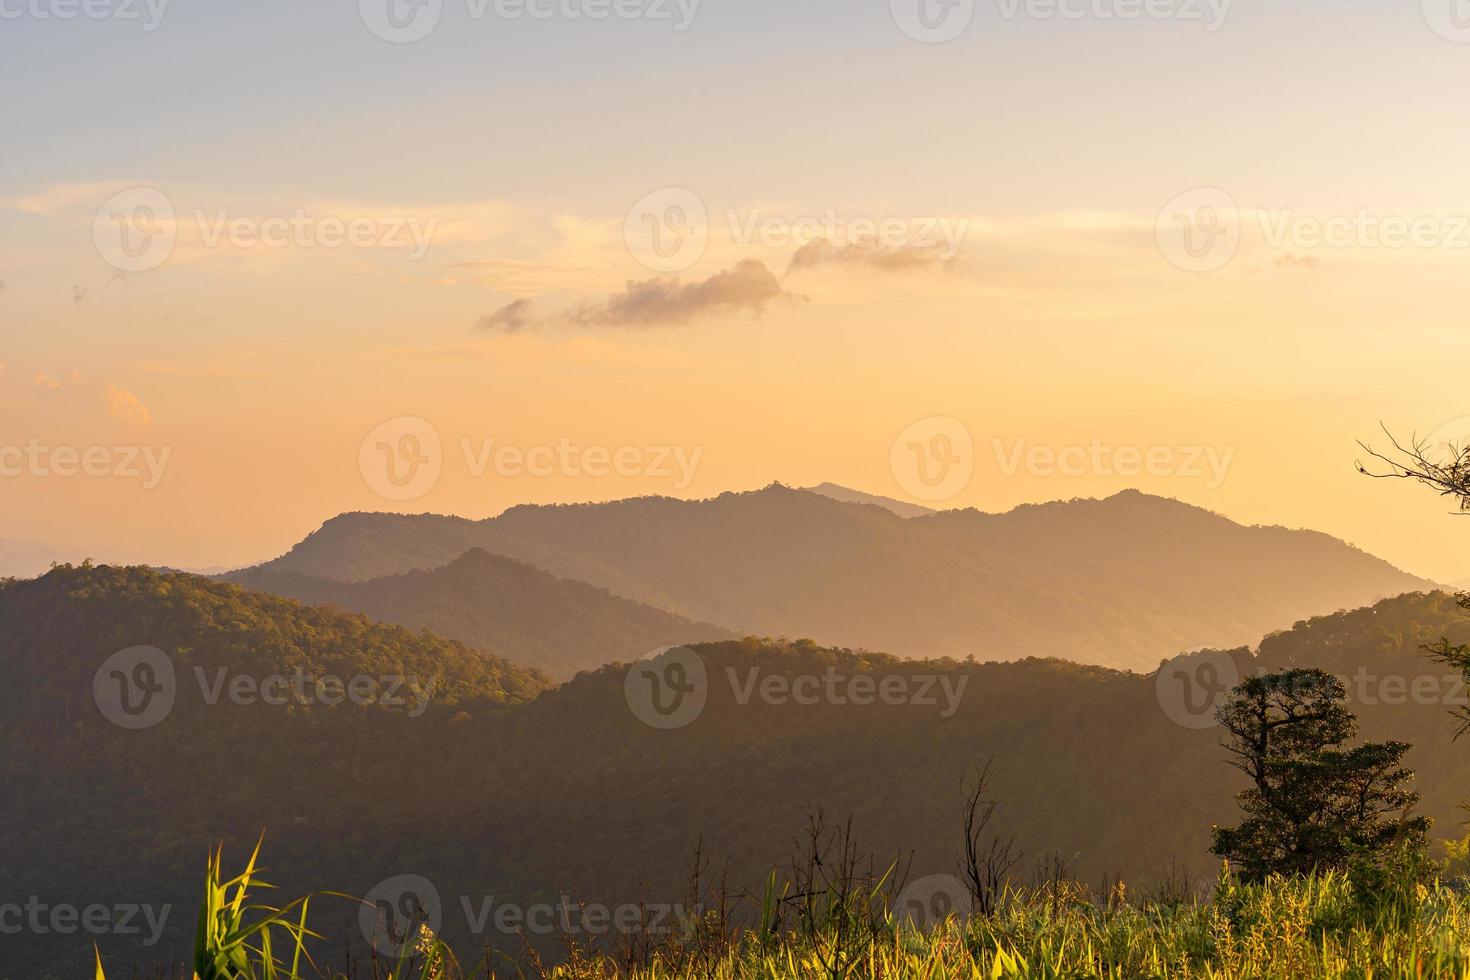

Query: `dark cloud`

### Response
(785, 240, 957, 276)
(476, 260, 799, 332)
(476, 297, 535, 333)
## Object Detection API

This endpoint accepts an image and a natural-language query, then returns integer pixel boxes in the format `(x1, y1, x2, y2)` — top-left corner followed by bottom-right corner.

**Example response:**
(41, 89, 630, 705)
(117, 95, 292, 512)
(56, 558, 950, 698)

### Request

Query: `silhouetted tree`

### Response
(957, 758, 1020, 915)
(1357, 426, 1470, 512)
(1211, 668, 1429, 880)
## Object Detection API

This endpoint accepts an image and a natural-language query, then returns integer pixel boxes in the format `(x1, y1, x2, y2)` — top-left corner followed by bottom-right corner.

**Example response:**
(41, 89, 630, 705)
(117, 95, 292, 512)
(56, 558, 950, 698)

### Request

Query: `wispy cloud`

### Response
(785, 240, 958, 276)
(476, 297, 535, 333)
(478, 259, 801, 332)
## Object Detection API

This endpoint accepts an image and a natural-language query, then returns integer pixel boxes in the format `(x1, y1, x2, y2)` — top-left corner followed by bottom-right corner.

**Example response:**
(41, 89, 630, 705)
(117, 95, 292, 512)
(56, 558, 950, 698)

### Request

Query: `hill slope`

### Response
(249, 486, 1433, 671)
(802, 482, 937, 517)
(231, 548, 735, 679)
(7, 567, 1470, 975)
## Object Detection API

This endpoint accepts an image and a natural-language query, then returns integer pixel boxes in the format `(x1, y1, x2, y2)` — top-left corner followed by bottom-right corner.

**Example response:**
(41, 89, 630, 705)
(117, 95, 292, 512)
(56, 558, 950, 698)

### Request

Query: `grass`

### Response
(95, 844, 1470, 980)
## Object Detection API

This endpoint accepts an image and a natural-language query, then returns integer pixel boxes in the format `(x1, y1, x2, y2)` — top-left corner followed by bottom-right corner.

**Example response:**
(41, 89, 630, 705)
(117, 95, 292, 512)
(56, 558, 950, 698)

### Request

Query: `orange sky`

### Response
(3, 1, 1469, 580)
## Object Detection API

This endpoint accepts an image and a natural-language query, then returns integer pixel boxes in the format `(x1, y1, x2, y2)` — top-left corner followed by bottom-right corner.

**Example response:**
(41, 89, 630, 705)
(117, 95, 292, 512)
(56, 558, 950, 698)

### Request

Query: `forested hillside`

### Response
(230, 548, 734, 678)
(7, 565, 1470, 976)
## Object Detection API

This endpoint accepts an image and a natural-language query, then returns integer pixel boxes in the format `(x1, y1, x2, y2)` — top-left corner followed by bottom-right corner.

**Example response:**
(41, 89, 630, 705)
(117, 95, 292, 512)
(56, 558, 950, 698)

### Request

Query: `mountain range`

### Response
(246, 485, 1434, 672)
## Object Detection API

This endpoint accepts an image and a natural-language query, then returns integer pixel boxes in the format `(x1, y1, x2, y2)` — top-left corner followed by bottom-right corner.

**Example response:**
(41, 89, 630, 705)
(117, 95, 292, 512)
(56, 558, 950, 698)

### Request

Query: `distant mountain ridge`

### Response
(247, 486, 1435, 672)
(231, 548, 735, 679)
(802, 482, 937, 518)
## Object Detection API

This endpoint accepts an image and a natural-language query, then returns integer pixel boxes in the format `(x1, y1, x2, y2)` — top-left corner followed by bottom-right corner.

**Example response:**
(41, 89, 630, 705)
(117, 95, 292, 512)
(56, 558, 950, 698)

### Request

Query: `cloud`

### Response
(476, 260, 800, 332)
(477, 297, 535, 334)
(785, 240, 958, 276)
(569, 259, 797, 328)
(7, 181, 137, 215)
(105, 384, 152, 427)
(1275, 253, 1323, 272)
(25, 372, 152, 431)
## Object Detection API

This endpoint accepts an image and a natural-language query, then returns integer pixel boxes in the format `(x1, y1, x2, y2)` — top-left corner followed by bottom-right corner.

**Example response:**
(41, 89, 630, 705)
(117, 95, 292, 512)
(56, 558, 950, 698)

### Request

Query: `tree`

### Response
(1357, 424, 1470, 736)
(1357, 426, 1470, 512)
(957, 758, 1020, 915)
(1211, 668, 1429, 880)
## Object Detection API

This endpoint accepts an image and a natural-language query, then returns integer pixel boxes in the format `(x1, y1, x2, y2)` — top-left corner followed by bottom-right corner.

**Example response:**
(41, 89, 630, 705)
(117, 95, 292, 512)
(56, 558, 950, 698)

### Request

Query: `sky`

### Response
(3, 0, 1470, 580)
